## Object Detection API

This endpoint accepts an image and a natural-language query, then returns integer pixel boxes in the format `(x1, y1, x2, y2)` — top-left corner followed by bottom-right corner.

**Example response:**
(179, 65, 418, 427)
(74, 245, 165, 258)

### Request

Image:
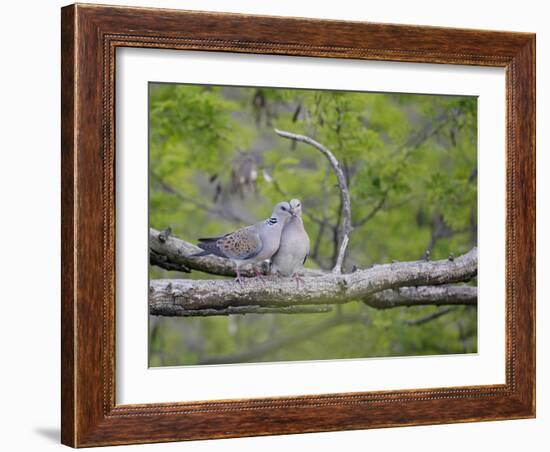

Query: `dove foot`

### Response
(234, 267, 243, 285)
(291, 272, 305, 287)
(254, 268, 267, 284)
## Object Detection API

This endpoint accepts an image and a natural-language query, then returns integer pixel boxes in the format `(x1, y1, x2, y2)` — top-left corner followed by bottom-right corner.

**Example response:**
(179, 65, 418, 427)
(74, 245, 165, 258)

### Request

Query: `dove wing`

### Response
(197, 225, 263, 260)
(218, 226, 263, 260)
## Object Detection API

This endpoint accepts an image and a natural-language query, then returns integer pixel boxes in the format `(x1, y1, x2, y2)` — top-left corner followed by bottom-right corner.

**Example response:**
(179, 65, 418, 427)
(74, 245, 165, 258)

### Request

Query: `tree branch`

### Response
(150, 249, 191, 273)
(353, 195, 387, 228)
(352, 111, 460, 230)
(150, 170, 250, 225)
(150, 284, 476, 316)
(365, 285, 476, 309)
(198, 313, 365, 365)
(149, 227, 324, 277)
(149, 248, 477, 312)
(274, 129, 352, 273)
(403, 307, 457, 326)
(150, 227, 255, 277)
(150, 304, 333, 317)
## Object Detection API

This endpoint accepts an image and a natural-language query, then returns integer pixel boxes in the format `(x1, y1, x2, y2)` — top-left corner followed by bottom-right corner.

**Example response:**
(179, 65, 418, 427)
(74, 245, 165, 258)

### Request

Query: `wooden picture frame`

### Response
(61, 3, 535, 447)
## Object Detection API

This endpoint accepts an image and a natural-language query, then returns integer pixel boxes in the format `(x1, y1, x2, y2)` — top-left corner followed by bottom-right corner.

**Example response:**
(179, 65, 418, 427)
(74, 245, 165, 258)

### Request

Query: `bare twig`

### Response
(198, 313, 365, 364)
(403, 307, 457, 326)
(422, 214, 477, 260)
(151, 170, 250, 225)
(353, 111, 460, 230)
(311, 220, 327, 265)
(353, 195, 387, 228)
(274, 129, 352, 273)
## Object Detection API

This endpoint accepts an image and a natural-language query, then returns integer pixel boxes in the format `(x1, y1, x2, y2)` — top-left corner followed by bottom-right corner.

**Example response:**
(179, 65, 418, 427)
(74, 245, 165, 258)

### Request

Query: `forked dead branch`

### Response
(274, 129, 352, 274)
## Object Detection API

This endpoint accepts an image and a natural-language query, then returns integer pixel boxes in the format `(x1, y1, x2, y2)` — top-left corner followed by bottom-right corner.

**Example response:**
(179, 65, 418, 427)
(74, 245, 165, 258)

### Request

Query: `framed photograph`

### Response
(61, 3, 535, 447)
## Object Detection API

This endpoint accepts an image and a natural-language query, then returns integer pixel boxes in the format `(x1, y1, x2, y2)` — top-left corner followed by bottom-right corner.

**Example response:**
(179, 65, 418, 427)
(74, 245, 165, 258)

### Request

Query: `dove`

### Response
(194, 201, 294, 283)
(270, 199, 310, 282)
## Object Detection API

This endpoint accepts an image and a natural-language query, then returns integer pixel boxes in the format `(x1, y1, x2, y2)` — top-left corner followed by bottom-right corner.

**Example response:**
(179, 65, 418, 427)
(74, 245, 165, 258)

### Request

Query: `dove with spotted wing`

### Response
(194, 201, 294, 283)
(270, 199, 310, 281)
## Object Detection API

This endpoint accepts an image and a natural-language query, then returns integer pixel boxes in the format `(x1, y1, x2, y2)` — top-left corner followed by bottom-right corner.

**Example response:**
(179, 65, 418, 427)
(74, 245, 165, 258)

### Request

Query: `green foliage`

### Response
(148, 83, 478, 366)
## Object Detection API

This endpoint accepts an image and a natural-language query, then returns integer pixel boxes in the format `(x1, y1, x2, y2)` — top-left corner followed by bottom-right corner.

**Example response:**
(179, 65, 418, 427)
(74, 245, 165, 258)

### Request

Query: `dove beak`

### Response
(289, 208, 296, 217)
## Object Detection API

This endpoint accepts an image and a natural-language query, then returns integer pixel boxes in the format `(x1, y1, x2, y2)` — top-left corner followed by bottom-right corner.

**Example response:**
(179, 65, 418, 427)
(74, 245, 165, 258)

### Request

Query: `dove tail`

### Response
(191, 249, 211, 257)
(192, 238, 224, 257)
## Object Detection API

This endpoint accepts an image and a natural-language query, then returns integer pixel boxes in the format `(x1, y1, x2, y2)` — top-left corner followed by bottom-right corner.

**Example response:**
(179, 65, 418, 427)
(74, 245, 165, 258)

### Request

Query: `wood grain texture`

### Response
(60, 5, 76, 446)
(60, 3, 536, 447)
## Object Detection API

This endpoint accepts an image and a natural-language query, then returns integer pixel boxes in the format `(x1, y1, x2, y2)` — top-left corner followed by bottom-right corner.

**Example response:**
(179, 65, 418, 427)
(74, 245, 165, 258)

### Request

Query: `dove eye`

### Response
(281, 206, 287, 211)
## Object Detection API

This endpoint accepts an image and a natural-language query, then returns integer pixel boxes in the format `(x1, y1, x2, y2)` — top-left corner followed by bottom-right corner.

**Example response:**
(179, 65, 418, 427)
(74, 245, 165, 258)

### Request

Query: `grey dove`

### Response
(194, 201, 294, 283)
(270, 199, 310, 280)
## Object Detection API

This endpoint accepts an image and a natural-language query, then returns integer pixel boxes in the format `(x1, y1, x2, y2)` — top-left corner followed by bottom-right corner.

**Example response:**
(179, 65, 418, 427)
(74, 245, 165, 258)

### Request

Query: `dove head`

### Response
(271, 201, 293, 224)
(289, 199, 303, 217)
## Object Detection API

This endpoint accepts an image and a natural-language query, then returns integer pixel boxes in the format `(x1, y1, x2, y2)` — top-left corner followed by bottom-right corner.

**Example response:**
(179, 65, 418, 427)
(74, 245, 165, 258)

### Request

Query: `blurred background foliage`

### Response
(149, 82, 478, 367)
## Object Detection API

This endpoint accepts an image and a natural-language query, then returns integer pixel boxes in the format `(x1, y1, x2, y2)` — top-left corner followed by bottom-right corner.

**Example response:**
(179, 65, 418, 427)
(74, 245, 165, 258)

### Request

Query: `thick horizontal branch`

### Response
(365, 285, 477, 309)
(149, 248, 477, 313)
(149, 227, 324, 277)
(150, 284, 476, 316)
(149, 304, 333, 317)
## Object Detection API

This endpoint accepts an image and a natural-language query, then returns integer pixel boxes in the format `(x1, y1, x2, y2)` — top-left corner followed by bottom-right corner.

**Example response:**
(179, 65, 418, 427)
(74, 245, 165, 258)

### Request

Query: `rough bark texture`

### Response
(149, 248, 477, 313)
(365, 285, 477, 309)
